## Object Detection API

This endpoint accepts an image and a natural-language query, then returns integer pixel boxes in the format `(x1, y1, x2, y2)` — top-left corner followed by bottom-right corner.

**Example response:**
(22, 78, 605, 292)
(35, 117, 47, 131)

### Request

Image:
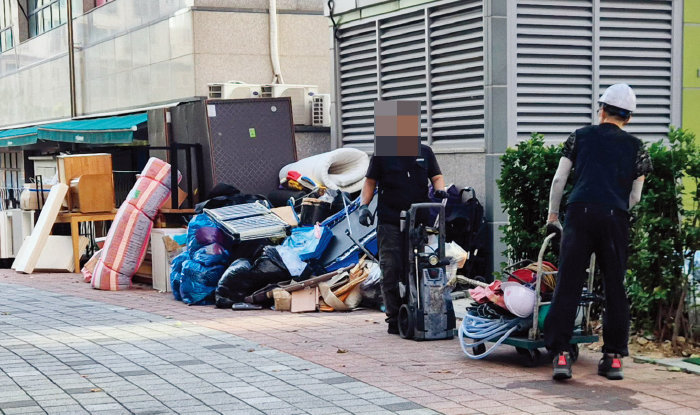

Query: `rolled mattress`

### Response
(279, 148, 369, 193)
(92, 158, 181, 291)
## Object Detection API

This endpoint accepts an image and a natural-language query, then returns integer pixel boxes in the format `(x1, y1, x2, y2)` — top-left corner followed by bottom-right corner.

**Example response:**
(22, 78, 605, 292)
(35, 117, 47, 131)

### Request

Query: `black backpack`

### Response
(445, 188, 488, 282)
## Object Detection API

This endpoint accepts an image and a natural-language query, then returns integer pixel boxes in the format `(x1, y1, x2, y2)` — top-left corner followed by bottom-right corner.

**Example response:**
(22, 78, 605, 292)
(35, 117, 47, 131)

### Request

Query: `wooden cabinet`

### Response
(57, 154, 114, 211)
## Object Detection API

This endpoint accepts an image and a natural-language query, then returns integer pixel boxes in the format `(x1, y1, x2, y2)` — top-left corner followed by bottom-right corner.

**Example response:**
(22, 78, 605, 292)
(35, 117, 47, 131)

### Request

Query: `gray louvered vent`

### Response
(516, 0, 594, 141)
(429, 1, 484, 145)
(599, 0, 673, 142)
(336, 0, 485, 149)
(338, 22, 378, 145)
(379, 11, 429, 141)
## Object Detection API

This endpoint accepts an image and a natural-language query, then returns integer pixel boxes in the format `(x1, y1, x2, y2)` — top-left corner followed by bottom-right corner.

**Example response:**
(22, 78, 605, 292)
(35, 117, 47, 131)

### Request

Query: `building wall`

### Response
(683, 0, 699, 208)
(0, 0, 329, 128)
(191, 9, 330, 97)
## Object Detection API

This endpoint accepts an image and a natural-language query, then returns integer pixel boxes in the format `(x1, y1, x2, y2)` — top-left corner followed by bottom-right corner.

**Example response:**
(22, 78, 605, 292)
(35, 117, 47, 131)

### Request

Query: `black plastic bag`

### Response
(215, 259, 253, 309)
(214, 247, 292, 309)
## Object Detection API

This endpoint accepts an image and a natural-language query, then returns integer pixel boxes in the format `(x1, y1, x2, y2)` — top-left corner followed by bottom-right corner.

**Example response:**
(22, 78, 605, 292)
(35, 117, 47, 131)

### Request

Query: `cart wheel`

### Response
(570, 344, 579, 363)
(524, 348, 541, 367)
(398, 304, 414, 340)
(473, 343, 486, 356)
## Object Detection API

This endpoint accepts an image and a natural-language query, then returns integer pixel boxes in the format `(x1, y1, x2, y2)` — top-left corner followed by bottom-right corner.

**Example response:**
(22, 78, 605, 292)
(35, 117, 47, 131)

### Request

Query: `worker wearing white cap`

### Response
(544, 83, 652, 381)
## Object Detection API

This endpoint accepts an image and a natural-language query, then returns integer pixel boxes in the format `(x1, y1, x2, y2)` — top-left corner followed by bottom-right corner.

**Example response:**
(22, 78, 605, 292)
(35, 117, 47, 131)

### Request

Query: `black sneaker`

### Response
(552, 352, 572, 380)
(598, 353, 624, 380)
(387, 322, 399, 335)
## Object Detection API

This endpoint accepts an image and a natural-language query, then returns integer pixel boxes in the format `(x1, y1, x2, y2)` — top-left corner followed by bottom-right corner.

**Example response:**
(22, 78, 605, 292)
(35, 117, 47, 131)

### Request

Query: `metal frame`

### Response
(0, 0, 12, 52)
(28, 0, 67, 38)
(146, 143, 204, 210)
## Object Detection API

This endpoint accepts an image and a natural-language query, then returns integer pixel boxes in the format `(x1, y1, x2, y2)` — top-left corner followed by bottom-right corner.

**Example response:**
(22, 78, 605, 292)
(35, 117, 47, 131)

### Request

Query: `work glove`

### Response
(434, 190, 448, 199)
(358, 205, 374, 227)
(546, 220, 563, 240)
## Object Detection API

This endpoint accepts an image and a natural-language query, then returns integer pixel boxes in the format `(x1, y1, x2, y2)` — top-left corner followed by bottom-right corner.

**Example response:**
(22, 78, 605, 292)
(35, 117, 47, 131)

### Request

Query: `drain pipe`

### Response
(67, 0, 77, 117)
(269, 0, 284, 84)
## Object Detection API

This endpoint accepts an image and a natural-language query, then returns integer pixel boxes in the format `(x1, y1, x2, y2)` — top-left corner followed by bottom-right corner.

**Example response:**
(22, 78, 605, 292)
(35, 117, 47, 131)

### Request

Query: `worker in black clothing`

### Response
(545, 83, 652, 381)
(358, 144, 446, 334)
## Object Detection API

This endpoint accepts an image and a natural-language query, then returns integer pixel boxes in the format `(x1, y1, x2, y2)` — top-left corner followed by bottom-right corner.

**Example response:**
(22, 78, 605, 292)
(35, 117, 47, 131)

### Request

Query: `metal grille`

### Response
(338, 22, 378, 145)
(516, 0, 678, 143)
(380, 10, 428, 141)
(429, 1, 484, 145)
(516, 0, 594, 141)
(337, 0, 484, 149)
(204, 203, 290, 241)
(599, 0, 673, 141)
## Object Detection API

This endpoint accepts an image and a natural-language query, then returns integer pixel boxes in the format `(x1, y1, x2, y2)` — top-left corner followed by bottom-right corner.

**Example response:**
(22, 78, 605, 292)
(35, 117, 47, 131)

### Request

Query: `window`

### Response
(0, 0, 13, 52)
(28, 0, 67, 38)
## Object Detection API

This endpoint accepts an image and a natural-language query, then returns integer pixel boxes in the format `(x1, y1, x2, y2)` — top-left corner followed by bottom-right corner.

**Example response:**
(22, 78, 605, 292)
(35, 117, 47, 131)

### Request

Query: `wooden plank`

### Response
(12, 183, 69, 274)
(35, 235, 89, 272)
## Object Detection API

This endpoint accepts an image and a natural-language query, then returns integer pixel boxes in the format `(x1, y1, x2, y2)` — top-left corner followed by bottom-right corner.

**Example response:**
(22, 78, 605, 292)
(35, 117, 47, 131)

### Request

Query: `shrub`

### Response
(627, 128, 699, 341)
(497, 134, 564, 265)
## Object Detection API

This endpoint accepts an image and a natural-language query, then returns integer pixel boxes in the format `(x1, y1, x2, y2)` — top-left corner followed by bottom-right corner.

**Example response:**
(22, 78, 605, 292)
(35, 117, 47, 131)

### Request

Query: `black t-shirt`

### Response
(563, 123, 652, 212)
(366, 144, 441, 225)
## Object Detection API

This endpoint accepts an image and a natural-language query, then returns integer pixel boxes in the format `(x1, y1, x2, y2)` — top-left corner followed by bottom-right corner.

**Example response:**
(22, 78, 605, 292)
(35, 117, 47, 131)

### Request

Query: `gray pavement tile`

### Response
(323, 376, 357, 385)
(0, 399, 39, 409)
(44, 406, 90, 415)
(381, 402, 424, 411)
(82, 403, 127, 411)
(3, 407, 47, 415)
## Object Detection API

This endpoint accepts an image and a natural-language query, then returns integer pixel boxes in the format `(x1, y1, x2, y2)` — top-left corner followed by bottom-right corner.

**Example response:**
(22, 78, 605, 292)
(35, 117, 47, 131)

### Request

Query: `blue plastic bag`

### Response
(187, 214, 227, 252)
(169, 251, 189, 301)
(179, 260, 227, 305)
(191, 243, 230, 266)
(282, 226, 333, 261)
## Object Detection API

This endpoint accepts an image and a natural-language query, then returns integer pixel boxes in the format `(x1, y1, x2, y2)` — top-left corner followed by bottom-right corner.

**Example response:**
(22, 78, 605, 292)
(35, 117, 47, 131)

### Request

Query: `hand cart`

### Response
(460, 233, 599, 366)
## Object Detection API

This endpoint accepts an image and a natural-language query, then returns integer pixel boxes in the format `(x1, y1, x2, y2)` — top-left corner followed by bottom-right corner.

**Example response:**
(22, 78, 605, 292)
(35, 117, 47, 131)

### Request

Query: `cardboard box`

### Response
(291, 286, 319, 313)
(151, 228, 187, 292)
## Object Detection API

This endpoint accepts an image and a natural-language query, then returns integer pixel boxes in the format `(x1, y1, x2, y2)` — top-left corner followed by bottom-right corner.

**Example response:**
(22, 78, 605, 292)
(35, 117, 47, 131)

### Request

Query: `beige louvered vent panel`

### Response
(599, 0, 673, 141)
(429, 1, 484, 146)
(338, 22, 379, 145)
(516, 0, 594, 141)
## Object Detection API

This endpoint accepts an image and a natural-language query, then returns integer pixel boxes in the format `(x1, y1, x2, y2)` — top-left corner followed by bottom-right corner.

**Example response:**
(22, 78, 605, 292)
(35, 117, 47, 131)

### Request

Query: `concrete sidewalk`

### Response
(1, 271, 698, 415)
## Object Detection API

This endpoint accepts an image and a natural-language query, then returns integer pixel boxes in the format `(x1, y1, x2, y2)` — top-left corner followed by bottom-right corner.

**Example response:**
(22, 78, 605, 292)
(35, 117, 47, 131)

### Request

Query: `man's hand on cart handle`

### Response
(359, 205, 374, 227)
(546, 218, 563, 240)
(434, 189, 448, 199)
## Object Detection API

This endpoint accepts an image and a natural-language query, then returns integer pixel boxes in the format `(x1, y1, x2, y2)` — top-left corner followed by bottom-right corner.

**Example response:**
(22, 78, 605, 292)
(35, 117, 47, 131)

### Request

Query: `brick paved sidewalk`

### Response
(1, 271, 698, 415)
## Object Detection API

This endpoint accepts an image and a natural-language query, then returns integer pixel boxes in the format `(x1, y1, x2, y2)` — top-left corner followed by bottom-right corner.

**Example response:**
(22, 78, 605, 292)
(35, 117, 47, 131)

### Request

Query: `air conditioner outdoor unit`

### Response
(207, 82, 262, 99)
(262, 84, 318, 125)
(312, 94, 331, 127)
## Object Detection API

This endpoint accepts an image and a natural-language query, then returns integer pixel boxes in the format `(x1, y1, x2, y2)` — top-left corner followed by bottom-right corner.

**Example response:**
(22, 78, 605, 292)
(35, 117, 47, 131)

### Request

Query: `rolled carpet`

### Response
(278, 148, 369, 193)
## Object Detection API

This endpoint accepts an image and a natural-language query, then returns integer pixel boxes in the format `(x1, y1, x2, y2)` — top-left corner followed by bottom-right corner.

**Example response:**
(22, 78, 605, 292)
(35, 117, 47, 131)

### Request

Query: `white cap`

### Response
(501, 282, 536, 318)
(599, 83, 636, 112)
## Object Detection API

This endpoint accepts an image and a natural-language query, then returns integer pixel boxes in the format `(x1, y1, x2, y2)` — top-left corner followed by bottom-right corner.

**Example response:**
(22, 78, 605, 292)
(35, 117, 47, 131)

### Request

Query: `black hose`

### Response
(327, 0, 341, 41)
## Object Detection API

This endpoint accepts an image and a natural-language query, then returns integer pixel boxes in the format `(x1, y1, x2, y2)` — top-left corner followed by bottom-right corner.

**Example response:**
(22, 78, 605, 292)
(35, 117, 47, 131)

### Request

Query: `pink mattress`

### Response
(92, 158, 180, 291)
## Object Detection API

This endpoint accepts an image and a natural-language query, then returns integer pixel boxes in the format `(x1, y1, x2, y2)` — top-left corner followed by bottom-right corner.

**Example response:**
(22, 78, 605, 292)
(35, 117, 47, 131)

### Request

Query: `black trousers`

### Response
(544, 203, 631, 356)
(377, 223, 404, 324)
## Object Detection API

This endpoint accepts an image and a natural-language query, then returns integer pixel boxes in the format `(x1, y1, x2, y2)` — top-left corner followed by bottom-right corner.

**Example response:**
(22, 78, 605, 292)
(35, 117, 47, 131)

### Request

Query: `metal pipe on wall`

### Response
(269, 0, 284, 84)
(67, 0, 77, 118)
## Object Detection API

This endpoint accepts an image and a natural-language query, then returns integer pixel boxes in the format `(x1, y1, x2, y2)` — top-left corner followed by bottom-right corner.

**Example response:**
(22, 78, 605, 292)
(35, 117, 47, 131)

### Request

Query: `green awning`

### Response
(37, 113, 147, 144)
(0, 126, 38, 147)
